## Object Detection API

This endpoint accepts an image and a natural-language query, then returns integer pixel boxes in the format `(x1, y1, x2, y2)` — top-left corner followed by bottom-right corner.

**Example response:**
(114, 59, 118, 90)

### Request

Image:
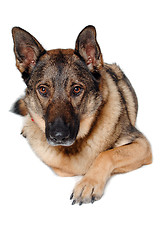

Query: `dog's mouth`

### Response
(45, 117, 79, 147)
(47, 137, 75, 147)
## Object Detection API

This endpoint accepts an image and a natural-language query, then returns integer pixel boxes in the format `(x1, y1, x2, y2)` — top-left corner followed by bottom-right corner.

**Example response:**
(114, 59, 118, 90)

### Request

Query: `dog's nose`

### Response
(50, 129, 70, 142)
(47, 118, 70, 145)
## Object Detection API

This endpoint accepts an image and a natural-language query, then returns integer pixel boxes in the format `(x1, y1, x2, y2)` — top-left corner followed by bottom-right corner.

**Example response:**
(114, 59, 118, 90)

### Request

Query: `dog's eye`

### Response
(72, 86, 82, 96)
(38, 86, 48, 97)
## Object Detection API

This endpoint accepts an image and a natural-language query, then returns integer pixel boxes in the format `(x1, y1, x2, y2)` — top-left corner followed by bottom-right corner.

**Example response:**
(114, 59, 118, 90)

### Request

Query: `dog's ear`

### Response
(12, 27, 46, 82)
(75, 25, 103, 71)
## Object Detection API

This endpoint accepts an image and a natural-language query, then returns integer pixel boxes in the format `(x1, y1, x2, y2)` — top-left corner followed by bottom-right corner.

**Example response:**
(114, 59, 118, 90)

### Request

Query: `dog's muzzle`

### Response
(45, 117, 79, 146)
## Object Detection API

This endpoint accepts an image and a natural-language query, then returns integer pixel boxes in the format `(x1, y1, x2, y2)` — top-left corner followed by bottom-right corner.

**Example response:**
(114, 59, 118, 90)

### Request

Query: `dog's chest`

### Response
(23, 116, 95, 175)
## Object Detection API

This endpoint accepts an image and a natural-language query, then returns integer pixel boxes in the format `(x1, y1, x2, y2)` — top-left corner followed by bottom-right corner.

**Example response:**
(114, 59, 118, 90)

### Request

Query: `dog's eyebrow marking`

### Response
(36, 78, 51, 87)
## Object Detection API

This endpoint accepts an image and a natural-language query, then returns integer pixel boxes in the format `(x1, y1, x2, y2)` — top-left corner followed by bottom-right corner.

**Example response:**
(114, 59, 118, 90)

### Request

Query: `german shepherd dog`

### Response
(12, 26, 152, 205)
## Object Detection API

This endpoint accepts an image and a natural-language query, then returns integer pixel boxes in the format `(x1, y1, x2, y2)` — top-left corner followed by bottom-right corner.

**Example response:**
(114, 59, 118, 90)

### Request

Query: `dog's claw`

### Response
(20, 131, 26, 138)
(72, 200, 76, 205)
(79, 201, 83, 206)
(70, 192, 74, 200)
(91, 196, 96, 204)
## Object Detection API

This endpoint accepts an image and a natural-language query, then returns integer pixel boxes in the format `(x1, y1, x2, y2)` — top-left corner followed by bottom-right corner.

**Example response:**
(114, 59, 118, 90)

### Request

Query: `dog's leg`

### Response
(71, 136, 152, 205)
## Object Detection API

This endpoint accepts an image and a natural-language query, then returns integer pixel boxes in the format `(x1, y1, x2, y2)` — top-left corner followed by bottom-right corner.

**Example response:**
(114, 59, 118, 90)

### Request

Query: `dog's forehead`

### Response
(43, 49, 76, 69)
(33, 49, 90, 85)
(33, 49, 76, 81)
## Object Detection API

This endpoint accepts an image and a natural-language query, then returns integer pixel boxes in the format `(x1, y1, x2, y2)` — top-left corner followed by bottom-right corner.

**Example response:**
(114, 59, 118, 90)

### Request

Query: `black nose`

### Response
(46, 118, 70, 145)
(52, 131, 69, 142)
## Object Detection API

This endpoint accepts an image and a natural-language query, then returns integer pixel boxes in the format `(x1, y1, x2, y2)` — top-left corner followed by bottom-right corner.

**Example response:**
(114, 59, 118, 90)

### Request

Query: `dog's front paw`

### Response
(70, 176, 105, 205)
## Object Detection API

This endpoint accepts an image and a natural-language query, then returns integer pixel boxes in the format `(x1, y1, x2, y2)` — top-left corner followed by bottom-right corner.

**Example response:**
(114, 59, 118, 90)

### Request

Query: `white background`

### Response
(0, 0, 160, 239)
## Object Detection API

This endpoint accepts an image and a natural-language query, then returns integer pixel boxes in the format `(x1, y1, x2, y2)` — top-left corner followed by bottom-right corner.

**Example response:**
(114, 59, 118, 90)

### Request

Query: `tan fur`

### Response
(118, 80, 137, 125)
(18, 99, 28, 116)
(76, 115, 95, 139)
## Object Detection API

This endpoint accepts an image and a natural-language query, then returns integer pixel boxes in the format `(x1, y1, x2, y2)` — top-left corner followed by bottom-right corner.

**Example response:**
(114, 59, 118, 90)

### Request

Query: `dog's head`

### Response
(12, 26, 105, 146)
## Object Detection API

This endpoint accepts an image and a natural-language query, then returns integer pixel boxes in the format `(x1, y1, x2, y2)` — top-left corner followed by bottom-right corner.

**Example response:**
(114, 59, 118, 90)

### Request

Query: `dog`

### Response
(11, 25, 152, 205)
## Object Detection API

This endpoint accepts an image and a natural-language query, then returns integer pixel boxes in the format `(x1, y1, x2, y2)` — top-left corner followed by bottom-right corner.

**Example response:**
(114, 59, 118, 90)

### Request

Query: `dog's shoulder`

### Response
(104, 63, 138, 126)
